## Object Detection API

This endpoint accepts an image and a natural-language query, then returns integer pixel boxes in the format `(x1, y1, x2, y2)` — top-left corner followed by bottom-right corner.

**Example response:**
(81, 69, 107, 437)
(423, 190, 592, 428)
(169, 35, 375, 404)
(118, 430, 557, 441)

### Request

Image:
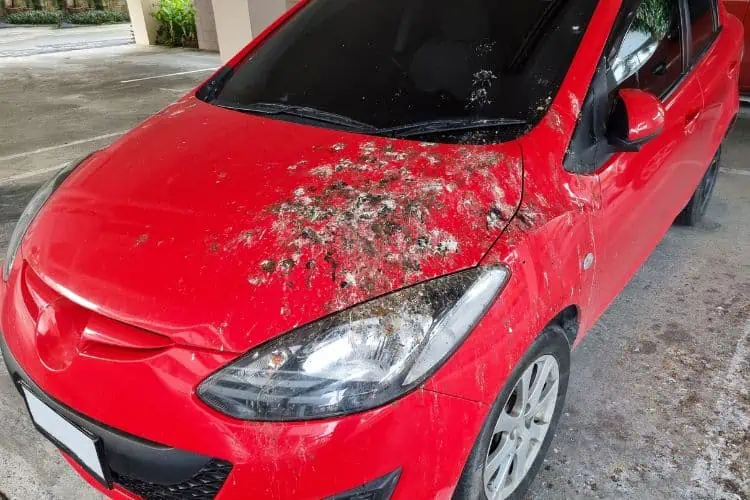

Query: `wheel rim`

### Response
(483, 355, 560, 500)
(697, 158, 720, 215)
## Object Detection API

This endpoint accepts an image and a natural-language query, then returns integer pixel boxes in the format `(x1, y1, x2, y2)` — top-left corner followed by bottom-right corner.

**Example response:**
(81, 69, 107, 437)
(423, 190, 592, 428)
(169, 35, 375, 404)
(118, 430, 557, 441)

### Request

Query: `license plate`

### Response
(20, 383, 110, 486)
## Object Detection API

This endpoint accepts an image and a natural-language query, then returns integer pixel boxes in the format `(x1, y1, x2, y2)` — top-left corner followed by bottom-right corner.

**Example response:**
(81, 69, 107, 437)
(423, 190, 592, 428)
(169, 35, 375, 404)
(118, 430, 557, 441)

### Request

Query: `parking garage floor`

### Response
(0, 43, 748, 500)
(0, 25, 134, 58)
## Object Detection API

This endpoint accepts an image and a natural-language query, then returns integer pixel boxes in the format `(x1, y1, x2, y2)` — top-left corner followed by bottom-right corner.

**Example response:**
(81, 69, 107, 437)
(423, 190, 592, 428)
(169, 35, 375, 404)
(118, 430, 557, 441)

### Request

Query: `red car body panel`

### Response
(0, 0, 743, 498)
(725, 0, 750, 91)
(20, 104, 523, 355)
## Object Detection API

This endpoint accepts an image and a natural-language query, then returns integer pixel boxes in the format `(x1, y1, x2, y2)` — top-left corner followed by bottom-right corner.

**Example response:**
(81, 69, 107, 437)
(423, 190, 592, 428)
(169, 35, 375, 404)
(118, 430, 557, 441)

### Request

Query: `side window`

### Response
(609, 0, 683, 98)
(686, 0, 718, 59)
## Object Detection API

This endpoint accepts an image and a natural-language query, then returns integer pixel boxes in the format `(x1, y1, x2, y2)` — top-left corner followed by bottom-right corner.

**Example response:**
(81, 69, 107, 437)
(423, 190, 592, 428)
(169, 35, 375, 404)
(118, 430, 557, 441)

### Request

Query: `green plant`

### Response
(7, 8, 128, 24)
(67, 9, 130, 24)
(153, 0, 197, 47)
(633, 0, 672, 40)
(7, 9, 63, 24)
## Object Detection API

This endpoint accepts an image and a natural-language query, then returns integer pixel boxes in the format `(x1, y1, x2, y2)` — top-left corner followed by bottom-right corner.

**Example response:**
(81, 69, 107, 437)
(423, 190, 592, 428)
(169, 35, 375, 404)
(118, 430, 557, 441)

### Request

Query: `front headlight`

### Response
(2, 161, 80, 282)
(198, 266, 509, 421)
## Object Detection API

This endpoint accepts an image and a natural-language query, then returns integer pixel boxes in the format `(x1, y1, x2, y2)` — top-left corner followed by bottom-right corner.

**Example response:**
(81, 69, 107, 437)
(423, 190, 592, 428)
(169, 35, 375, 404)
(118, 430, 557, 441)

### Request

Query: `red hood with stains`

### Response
(22, 98, 524, 354)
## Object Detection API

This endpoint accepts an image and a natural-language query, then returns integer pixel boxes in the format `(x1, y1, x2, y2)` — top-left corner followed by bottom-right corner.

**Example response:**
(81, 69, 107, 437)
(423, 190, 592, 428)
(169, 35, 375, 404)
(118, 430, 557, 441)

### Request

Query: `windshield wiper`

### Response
(217, 102, 378, 132)
(380, 117, 527, 138)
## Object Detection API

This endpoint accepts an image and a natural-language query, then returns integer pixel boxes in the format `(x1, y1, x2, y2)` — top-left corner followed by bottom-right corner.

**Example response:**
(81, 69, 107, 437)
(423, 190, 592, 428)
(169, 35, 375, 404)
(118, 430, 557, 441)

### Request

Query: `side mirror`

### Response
(607, 89, 665, 152)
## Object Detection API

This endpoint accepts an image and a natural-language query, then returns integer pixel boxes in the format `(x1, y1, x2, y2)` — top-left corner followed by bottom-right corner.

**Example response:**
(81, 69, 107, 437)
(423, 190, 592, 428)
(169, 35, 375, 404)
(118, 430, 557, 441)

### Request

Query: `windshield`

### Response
(206, 0, 598, 144)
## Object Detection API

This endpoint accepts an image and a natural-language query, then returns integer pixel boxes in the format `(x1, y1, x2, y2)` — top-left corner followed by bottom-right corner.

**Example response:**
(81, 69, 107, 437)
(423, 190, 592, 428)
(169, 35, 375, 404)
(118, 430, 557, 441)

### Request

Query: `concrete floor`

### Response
(0, 41, 748, 500)
(0, 25, 134, 58)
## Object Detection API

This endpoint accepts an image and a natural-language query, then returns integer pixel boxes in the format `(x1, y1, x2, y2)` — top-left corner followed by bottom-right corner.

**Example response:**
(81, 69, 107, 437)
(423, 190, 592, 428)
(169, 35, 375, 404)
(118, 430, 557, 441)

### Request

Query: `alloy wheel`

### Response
(483, 355, 560, 500)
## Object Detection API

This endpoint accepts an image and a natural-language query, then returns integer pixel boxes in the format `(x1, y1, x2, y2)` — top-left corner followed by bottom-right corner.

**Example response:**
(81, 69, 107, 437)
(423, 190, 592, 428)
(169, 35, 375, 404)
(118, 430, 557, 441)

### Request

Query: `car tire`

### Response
(675, 147, 721, 226)
(453, 325, 570, 500)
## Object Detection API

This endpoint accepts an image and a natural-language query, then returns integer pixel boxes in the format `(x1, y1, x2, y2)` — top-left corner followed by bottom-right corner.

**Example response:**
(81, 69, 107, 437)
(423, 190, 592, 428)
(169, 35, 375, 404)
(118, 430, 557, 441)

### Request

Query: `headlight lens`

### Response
(2, 161, 79, 282)
(197, 266, 509, 421)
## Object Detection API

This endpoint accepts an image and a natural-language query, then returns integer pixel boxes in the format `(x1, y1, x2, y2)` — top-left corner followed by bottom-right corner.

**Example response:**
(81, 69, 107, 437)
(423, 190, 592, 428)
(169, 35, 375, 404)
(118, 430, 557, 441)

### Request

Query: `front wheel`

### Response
(454, 325, 570, 500)
(675, 147, 721, 226)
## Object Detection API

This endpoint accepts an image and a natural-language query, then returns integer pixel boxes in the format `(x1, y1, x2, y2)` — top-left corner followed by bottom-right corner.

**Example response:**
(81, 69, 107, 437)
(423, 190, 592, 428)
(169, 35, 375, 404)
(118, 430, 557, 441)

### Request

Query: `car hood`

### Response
(23, 98, 523, 354)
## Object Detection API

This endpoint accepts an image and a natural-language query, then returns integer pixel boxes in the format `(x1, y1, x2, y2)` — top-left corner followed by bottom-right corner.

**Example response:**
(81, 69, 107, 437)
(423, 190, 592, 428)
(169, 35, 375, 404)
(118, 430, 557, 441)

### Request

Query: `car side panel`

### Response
(424, 0, 624, 401)
(587, 72, 704, 323)
(695, 4, 744, 155)
(723, 0, 750, 91)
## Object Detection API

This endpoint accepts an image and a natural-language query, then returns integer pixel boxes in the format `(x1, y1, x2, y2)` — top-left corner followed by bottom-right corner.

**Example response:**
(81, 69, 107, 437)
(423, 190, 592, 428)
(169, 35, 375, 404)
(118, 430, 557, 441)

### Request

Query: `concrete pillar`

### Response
(125, 0, 157, 46)
(194, 0, 219, 52)
(211, 0, 287, 62)
(247, 0, 288, 39)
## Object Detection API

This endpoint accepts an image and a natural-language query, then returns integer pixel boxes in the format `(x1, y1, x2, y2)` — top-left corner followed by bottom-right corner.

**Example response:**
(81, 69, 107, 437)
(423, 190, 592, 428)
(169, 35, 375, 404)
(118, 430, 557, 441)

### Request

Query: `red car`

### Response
(726, 0, 750, 93)
(0, 0, 742, 498)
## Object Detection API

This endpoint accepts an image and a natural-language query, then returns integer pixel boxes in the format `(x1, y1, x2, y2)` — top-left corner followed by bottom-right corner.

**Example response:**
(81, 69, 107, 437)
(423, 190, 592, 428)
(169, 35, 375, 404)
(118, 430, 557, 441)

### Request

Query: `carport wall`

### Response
(194, 0, 218, 52)
(125, 0, 297, 61)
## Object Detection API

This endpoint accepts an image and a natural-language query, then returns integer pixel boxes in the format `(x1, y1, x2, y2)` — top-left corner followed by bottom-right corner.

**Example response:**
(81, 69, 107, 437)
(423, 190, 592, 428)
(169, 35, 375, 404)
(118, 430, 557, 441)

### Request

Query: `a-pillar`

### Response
(211, 0, 287, 62)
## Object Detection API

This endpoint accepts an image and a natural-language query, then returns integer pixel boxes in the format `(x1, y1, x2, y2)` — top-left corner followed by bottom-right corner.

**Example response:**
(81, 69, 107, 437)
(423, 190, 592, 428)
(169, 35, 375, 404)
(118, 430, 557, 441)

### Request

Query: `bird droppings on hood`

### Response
(248, 276, 266, 286)
(310, 165, 334, 178)
(516, 205, 540, 228)
(260, 259, 276, 273)
(288, 160, 308, 171)
(135, 233, 149, 246)
(237, 230, 256, 246)
(230, 139, 522, 312)
(486, 206, 506, 230)
(279, 258, 296, 274)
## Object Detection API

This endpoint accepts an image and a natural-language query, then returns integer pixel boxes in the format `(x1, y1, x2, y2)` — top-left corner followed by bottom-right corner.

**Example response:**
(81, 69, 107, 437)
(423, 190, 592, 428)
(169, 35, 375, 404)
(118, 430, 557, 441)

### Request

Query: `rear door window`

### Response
(686, 0, 718, 59)
(609, 0, 683, 98)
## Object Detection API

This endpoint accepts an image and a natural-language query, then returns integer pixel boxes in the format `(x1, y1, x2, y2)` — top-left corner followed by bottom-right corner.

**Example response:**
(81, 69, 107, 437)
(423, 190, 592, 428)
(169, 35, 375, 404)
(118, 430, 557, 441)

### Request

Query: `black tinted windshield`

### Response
(207, 0, 598, 144)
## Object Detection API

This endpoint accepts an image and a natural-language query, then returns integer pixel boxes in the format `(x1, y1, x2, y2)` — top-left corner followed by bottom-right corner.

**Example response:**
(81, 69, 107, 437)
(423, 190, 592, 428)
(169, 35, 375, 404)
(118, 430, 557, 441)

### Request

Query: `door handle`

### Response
(684, 109, 701, 133)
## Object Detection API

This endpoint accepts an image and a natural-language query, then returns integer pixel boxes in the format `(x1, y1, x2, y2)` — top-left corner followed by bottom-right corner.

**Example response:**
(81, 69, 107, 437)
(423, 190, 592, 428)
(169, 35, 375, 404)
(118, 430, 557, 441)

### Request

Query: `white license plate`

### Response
(21, 384, 109, 485)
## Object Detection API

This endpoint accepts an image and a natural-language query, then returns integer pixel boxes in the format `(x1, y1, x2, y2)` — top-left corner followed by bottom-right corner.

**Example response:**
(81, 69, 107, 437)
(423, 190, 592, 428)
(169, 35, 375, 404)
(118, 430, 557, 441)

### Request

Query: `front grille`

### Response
(112, 460, 232, 500)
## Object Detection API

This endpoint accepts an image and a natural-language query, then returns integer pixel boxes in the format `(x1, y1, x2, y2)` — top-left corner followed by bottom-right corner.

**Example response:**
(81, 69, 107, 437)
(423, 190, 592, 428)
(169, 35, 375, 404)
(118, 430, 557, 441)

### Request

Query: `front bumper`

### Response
(0, 275, 488, 500)
(1, 340, 232, 499)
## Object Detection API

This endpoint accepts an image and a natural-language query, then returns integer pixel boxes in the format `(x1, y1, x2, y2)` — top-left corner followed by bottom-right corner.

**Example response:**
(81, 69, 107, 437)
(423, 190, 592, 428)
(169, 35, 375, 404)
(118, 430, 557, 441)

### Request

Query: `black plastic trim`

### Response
(112, 459, 233, 500)
(326, 469, 402, 500)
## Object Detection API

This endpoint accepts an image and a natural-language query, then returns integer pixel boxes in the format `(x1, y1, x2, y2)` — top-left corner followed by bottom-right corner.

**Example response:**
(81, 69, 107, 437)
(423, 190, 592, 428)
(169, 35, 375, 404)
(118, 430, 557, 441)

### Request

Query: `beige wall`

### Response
(247, 0, 288, 38)
(211, 0, 286, 62)
(122, 0, 291, 57)
(194, 0, 219, 52)
(125, 0, 157, 45)
(210, 0, 252, 62)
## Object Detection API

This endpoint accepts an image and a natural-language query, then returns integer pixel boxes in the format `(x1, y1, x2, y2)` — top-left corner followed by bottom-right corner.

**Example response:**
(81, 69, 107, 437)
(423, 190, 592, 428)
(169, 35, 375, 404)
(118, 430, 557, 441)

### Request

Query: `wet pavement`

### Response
(529, 117, 750, 499)
(0, 24, 133, 58)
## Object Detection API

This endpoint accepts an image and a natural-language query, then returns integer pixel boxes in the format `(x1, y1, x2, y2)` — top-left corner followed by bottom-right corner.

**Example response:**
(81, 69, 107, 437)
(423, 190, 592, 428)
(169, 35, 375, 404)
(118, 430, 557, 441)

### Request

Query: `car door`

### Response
(692, 0, 743, 160)
(723, 0, 750, 91)
(584, 0, 706, 316)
